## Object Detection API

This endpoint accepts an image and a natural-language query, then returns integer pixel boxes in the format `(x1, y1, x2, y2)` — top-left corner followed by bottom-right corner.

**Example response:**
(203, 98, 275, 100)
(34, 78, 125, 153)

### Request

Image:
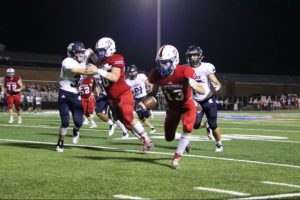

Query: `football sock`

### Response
(176, 133, 191, 155)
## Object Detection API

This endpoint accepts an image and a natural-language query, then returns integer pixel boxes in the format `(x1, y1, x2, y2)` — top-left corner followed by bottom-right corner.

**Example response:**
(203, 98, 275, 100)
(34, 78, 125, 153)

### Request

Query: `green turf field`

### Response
(0, 111, 300, 199)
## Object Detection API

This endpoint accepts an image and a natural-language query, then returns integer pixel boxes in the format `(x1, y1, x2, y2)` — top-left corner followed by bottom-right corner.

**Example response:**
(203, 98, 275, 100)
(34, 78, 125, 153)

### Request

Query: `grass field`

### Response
(0, 111, 300, 200)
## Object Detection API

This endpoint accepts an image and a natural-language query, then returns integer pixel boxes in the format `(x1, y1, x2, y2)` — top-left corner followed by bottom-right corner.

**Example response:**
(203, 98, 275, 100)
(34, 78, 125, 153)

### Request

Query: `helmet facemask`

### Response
(155, 45, 179, 76)
(6, 68, 15, 78)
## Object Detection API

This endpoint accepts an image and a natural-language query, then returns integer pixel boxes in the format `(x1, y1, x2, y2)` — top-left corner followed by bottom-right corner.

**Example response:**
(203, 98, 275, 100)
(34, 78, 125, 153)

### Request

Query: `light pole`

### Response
(157, 0, 161, 50)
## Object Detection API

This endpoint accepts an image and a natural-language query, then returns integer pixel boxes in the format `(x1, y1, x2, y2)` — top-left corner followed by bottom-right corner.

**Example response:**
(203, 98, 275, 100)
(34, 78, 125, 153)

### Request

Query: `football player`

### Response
(3, 68, 24, 124)
(79, 76, 97, 128)
(125, 65, 156, 134)
(147, 45, 205, 169)
(93, 73, 129, 138)
(186, 45, 223, 152)
(56, 42, 95, 152)
(85, 37, 154, 151)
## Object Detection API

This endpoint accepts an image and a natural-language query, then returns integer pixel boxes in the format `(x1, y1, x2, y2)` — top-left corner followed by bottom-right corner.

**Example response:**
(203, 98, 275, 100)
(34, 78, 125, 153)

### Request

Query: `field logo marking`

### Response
(194, 186, 250, 196)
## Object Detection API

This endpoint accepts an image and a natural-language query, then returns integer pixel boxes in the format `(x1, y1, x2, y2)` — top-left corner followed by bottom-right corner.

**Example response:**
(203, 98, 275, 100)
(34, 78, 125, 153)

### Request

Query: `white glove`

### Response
(188, 78, 197, 89)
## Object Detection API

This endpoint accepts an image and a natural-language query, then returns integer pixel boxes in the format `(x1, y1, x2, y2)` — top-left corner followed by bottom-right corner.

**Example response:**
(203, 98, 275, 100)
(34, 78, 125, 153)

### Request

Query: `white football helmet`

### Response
(95, 37, 116, 60)
(155, 45, 179, 76)
(6, 68, 15, 77)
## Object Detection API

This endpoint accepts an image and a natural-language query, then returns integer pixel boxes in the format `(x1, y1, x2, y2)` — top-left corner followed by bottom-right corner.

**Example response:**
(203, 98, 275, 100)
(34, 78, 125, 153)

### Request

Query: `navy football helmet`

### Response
(185, 45, 203, 67)
(67, 42, 86, 62)
(128, 65, 138, 80)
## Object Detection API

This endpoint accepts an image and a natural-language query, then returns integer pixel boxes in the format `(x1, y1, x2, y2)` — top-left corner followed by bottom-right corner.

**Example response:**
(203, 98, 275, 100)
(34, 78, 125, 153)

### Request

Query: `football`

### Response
(139, 96, 158, 110)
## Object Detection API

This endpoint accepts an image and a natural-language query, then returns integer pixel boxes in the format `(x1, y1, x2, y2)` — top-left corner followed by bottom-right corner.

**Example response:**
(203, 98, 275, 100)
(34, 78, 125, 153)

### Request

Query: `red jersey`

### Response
(3, 75, 21, 95)
(79, 76, 94, 98)
(99, 54, 130, 99)
(148, 65, 196, 108)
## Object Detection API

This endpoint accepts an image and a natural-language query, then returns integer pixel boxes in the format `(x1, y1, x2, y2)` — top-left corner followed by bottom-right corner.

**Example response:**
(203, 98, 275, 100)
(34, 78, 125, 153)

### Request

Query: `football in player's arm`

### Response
(147, 45, 205, 169)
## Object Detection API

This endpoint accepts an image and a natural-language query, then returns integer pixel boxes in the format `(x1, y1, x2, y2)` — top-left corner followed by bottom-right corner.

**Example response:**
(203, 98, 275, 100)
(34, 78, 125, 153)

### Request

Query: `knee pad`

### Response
(59, 127, 68, 136)
(208, 119, 217, 130)
(61, 116, 69, 128)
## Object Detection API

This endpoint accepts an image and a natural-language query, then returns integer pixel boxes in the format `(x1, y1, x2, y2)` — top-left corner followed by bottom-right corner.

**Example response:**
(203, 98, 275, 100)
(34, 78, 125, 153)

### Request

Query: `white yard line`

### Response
(0, 138, 300, 169)
(237, 192, 300, 199)
(262, 181, 300, 189)
(194, 186, 250, 196)
(113, 194, 149, 200)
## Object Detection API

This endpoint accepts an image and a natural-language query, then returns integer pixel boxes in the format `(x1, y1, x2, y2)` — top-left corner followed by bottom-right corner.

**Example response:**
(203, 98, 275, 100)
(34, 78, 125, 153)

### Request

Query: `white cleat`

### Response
(150, 128, 156, 134)
(89, 122, 97, 128)
(56, 146, 64, 153)
(17, 116, 22, 124)
(171, 158, 180, 170)
(8, 117, 14, 124)
(72, 132, 80, 144)
(108, 124, 117, 136)
(121, 133, 129, 139)
(215, 144, 223, 152)
(83, 118, 89, 125)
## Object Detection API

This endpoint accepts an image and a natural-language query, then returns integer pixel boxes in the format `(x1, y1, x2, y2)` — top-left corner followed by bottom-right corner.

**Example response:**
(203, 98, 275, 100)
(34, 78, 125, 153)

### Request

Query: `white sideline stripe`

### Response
(194, 186, 250, 196)
(237, 192, 300, 199)
(113, 194, 149, 200)
(262, 181, 300, 188)
(1, 138, 300, 169)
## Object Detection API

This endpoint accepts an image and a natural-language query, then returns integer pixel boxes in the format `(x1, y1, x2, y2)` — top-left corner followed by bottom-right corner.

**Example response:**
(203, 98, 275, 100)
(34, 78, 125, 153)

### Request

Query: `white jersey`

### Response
(126, 74, 148, 99)
(93, 74, 107, 96)
(59, 57, 86, 94)
(193, 62, 216, 101)
(35, 96, 42, 105)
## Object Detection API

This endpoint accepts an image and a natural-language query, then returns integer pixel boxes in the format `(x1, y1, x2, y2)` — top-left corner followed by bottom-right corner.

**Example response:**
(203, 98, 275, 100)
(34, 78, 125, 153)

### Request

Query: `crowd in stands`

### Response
(1, 81, 300, 112)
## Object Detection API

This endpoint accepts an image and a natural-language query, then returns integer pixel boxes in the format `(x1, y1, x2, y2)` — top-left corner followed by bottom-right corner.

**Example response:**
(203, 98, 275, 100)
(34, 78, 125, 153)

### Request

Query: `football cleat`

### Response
(121, 132, 129, 139)
(141, 141, 154, 152)
(215, 144, 223, 152)
(141, 135, 154, 152)
(108, 124, 117, 136)
(171, 158, 180, 170)
(150, 128, 156, 134)
(8, 116, 13, 124)
(89, 121, 97, 128)
(56, 146, 64, 153)
(72, 131, 80, 144)
(17, 116, 22, 124)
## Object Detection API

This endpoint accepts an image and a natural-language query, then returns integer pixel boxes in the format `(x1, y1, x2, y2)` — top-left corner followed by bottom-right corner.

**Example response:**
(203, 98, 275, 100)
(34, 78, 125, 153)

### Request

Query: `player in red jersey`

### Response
(2, 68, 24, 124)
(86, 37, 154, 151)
(79, 76, 97, 128)
(148, 45, 205, 169)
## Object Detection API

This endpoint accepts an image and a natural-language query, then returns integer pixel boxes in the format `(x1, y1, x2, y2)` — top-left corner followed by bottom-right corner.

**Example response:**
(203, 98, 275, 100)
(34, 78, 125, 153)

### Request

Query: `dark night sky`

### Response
(1, 0, 300, 75)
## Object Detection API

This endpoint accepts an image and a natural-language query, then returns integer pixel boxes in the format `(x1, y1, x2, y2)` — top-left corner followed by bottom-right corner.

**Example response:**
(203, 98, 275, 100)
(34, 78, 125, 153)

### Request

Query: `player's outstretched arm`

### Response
(188, 78, 205, 94)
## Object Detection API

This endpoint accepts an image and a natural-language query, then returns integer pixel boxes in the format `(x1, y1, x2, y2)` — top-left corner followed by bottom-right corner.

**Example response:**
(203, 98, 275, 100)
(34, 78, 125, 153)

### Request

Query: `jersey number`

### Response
(163, 89, 184, 101)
